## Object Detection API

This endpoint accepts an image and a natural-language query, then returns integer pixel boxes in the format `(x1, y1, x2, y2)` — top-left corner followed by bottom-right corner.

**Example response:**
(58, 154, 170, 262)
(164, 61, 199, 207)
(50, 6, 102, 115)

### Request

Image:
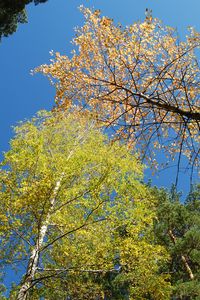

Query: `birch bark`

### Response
(16, 127, 96, 299)
(17, 173, 64, 300)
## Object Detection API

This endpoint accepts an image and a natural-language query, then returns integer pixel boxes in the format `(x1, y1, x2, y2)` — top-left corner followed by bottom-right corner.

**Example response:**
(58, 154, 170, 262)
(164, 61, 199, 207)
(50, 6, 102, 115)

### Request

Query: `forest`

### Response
(0, 1, 199, 299)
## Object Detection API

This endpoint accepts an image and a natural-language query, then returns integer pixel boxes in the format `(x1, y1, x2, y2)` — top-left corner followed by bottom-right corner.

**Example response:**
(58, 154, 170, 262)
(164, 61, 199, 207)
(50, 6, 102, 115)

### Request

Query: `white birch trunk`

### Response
(17, 174, 64, 300)
(17, 131, 90, 300)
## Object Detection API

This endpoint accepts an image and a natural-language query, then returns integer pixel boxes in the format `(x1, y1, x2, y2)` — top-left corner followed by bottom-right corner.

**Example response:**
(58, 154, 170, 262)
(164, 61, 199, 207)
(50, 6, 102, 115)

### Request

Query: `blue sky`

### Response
(1, 0, 199, 190)
(1, 0, 200, 293)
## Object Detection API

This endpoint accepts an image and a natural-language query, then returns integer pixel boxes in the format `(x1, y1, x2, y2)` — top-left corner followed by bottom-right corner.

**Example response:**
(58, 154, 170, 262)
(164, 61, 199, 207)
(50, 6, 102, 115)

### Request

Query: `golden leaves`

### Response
(36, 6, 200, 173)
(100, 16, 113, 27)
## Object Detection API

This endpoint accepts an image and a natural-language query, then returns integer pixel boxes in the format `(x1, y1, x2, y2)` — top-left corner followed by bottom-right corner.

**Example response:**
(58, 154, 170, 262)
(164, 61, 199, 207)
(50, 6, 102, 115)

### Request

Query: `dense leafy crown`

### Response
(36, 7, 200, 177)
(0, 111, 171, 299)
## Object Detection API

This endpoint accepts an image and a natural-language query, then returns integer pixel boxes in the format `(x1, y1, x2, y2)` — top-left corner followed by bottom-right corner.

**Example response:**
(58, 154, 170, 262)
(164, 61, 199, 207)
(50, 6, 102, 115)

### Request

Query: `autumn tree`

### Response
(0, 110, 171, 299)
(0, 0, 48, 39)
(154, 185, 200, 299)
(36, 7, 200, 182)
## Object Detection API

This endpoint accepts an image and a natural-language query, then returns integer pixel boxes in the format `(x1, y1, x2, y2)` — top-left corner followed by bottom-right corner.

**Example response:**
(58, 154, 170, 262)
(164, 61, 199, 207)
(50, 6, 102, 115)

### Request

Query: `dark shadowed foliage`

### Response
(0, 0, 48, 40)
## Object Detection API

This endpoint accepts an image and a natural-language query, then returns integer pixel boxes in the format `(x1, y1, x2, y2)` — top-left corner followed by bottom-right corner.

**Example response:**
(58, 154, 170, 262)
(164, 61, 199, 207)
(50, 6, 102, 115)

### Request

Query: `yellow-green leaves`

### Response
(1, 110, 171, 299)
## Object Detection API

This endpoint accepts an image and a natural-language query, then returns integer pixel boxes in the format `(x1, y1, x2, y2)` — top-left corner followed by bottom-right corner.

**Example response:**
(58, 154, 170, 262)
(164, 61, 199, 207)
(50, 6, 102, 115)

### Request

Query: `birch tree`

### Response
(36, 7, 200, 181)
(0, 110, 170, 299)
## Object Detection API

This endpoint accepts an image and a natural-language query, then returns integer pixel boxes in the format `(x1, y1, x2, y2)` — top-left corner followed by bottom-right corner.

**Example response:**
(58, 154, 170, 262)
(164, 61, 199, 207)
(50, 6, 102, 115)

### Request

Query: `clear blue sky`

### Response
(1, 0, 200, 293)
(1, 0, 199, 189)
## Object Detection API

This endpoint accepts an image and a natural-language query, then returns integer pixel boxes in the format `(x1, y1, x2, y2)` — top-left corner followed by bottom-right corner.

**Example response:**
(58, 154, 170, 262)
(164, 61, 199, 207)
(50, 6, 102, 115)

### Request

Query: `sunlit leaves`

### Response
(36, 7, 200, 176)
(1, 110, 171, 299)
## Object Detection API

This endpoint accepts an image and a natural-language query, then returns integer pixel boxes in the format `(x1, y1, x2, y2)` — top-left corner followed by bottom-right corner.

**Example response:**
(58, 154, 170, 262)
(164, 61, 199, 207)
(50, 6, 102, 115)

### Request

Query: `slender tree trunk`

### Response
(17, 133, 88, 300)
(168, 229, 194, 280)
(17, 174, 64, 300)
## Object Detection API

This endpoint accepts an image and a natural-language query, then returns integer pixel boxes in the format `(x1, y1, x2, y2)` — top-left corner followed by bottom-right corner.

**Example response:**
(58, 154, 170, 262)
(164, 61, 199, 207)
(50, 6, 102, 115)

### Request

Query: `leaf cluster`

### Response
(0, 110, 171, 299)
(36, 7, 200, 177)
(0, 0, 48, 39)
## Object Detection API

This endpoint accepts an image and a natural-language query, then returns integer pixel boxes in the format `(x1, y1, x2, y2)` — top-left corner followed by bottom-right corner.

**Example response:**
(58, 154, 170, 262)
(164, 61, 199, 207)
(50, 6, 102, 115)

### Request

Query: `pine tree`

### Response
(154, 185, 200, 299)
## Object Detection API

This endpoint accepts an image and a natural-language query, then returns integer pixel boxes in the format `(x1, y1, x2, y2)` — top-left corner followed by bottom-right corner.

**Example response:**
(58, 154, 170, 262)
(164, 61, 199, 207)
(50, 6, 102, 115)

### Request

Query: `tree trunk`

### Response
(17, 174, 64, 300)
(168, 229, 194, 280)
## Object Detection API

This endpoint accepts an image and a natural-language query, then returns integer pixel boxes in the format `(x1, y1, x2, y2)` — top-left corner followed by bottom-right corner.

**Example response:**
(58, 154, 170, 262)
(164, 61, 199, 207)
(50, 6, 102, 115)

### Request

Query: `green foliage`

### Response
(0, 0, 48, 39)
(154, 185, 200, 300)
(0, 110, 171, 299)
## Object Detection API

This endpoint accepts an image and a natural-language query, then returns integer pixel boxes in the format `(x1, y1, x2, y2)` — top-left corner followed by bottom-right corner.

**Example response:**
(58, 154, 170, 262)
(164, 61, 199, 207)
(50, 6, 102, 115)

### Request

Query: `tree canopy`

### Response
(154, 185, 200, 299)
(36, 7, 200, 181)
(0, 0, 48, 39)
(0, 111, 171, 299)
(1, 5, 200, 300)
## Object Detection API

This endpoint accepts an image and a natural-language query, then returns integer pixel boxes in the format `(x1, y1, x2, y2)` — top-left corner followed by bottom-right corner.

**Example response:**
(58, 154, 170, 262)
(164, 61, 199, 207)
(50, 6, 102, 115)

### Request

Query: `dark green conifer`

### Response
(0, 0, 48, 40)
(154, 185, 200, 299)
